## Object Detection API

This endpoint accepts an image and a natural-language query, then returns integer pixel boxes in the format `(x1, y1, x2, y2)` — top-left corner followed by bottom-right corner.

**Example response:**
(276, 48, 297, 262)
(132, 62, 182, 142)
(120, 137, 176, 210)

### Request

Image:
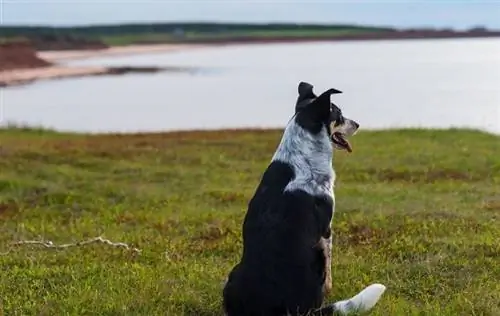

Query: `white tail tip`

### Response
(333, 283, 386, 314)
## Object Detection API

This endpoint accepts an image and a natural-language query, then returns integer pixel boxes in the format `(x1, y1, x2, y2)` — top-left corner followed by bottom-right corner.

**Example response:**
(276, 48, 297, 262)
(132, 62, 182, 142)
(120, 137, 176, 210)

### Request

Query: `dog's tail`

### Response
(310, 283, 386, 315)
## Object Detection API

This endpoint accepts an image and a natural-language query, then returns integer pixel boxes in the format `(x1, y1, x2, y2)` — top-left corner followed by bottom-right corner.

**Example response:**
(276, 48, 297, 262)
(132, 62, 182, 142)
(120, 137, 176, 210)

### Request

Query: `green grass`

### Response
(99, 33, 176, 46)
(99, 28, 382, 46)
(0, 128, 499, 315)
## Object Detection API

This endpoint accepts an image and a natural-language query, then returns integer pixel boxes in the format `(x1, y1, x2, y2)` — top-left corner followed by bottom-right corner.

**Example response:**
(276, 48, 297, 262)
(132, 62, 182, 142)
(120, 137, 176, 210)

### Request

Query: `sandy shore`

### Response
(0, 44, 204, 87)
(38, 43, 203, 61)
(0, 66, 108, 86)
(0, 65, 197, 87)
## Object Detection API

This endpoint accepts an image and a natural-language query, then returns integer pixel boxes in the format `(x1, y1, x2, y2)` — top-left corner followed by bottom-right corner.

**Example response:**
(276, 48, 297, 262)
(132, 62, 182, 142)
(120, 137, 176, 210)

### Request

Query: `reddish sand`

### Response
(0, 41, 52, 72)
(0, 43, 200, 87)
(0, 66, 109, 86)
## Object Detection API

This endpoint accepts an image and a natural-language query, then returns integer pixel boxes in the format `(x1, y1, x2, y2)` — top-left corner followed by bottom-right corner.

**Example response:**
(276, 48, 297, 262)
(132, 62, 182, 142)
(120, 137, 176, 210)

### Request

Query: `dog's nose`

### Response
(353, 121, 360, 129)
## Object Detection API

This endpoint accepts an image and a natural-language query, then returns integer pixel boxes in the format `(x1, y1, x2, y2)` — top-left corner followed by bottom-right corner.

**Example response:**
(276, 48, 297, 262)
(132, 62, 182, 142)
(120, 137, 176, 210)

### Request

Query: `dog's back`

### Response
(223, 160, 333, 316)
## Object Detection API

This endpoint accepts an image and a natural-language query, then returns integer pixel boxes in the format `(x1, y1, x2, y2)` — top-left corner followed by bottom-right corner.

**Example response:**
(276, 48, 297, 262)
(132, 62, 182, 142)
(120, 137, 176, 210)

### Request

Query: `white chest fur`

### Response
(272, 120, 336, 201)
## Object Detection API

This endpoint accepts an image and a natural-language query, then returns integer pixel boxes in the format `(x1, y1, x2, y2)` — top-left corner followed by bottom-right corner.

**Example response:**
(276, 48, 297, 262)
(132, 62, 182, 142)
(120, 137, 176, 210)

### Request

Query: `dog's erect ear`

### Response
(298, 81, 315, 99)
(296, 81, 317, 112)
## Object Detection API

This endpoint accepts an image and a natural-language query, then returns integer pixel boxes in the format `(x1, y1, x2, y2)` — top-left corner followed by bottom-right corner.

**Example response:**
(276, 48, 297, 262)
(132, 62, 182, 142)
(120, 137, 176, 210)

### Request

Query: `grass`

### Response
(0, 24, 391, 47)
(0, 127, 499, 315)
(99, 28, 382, 46)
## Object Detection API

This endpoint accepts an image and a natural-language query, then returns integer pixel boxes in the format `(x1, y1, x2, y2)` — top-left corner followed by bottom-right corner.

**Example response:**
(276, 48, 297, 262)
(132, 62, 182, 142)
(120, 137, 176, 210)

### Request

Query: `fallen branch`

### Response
(1, 236, 141, 255)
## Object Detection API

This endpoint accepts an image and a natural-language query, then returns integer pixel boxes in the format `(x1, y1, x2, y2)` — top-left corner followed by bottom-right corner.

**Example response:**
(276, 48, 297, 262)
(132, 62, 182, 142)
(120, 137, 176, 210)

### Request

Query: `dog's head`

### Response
(294, 81, 359, 152)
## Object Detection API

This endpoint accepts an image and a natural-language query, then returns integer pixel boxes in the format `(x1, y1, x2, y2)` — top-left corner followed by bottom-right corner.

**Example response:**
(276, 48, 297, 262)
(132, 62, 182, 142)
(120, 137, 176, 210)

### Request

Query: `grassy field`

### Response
(0, 127, 499, 315)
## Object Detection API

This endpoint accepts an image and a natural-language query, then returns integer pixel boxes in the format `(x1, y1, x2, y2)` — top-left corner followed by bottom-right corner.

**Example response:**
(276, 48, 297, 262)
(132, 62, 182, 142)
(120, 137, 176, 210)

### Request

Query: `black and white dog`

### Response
(222, 82, 386, 316)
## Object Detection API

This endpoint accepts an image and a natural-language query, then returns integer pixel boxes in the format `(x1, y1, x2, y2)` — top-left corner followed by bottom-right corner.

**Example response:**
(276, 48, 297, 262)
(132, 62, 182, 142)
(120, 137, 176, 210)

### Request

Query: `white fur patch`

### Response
(271, 118, 335, 199)
(332, 283, 387, 314)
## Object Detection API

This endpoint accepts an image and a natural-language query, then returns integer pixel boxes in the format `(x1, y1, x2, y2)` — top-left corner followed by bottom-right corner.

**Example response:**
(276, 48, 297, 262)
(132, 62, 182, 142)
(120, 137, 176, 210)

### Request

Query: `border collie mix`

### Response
(223, 82, 386, 316)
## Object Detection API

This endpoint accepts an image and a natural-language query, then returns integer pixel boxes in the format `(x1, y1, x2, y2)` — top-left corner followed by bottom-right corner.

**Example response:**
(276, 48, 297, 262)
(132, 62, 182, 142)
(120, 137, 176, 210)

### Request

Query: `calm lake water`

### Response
(2, 38, 500, 134)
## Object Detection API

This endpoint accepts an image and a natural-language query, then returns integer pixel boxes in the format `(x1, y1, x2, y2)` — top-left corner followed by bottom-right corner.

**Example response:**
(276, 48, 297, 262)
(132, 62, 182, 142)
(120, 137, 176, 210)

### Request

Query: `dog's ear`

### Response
(315, 88, 342, 103)
(298, 81, 315, 99)
(308, 88, 343, 118)
(296, 82, 317, 112)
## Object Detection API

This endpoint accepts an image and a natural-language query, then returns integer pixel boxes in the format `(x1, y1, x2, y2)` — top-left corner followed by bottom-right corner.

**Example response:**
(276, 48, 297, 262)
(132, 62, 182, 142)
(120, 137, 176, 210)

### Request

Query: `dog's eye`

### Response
(330, 109, 344, 126)
(334, 115, 345, 127)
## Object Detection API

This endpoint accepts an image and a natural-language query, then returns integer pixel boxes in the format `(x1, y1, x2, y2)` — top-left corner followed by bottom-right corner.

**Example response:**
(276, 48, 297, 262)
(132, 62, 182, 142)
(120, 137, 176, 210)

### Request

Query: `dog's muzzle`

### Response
(329, 119, 359, 153)
(331, 132, 352, 152)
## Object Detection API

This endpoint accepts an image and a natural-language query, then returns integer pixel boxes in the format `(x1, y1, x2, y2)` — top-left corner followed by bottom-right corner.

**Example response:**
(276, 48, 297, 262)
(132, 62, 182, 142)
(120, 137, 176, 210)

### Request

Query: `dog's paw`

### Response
(333, 283, 386, 314)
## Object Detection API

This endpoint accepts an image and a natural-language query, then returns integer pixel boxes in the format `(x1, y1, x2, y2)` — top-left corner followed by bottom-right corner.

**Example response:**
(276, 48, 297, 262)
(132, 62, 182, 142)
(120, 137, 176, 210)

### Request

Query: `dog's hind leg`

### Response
(321, 235, 333, 294)
(311, 283, 387, 316)
(319, 225, 333, 295)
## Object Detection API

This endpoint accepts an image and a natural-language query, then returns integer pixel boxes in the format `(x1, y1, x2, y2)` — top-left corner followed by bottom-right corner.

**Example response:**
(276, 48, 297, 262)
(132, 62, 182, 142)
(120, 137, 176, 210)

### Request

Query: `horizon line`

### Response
(1, 21, 496, 32)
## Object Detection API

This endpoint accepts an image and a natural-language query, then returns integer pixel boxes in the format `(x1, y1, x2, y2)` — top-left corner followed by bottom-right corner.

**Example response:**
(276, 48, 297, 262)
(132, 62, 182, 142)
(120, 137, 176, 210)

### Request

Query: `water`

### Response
(2, 38, 499, 134)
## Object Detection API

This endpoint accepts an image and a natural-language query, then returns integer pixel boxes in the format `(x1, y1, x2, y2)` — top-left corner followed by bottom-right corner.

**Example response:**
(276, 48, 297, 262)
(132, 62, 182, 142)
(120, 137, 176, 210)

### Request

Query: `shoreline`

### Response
(38, 43, 204, 61)
(0, 65, 197, 88)
(2, 35, 499, 88)
(38, 34, 500, 61)
(0, 44, 202, 87)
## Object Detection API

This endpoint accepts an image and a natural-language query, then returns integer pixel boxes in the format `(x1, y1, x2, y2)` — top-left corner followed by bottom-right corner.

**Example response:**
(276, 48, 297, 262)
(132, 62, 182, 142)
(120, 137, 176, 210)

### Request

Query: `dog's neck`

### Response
(271, 118, 335, 197)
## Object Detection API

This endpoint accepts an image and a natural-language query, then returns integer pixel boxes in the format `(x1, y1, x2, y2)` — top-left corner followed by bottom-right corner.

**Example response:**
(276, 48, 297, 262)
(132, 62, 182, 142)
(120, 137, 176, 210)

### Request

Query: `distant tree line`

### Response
(0, 23, 393, 38)
(3, 23, 493, 50)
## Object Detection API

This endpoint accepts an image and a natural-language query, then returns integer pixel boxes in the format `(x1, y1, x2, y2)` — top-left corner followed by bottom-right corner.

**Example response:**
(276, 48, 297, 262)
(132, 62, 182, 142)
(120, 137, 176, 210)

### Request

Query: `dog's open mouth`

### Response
(331, 132, 352, 152)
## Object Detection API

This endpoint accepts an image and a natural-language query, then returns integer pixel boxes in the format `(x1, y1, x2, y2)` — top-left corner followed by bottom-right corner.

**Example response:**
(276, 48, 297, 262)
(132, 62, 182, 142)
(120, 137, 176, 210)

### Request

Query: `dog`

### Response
(222, 82, 386, 316)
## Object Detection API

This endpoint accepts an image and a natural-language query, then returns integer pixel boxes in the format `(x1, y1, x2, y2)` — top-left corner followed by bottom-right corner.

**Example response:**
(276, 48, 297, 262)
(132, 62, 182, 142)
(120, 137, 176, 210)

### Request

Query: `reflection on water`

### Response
(2, 38, 499, 134)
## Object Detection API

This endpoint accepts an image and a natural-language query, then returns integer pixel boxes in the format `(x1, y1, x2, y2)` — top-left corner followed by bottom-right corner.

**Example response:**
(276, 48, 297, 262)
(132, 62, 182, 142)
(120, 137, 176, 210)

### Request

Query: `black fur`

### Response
(222, 82, 346, 316)
(222, 161, 334, 316)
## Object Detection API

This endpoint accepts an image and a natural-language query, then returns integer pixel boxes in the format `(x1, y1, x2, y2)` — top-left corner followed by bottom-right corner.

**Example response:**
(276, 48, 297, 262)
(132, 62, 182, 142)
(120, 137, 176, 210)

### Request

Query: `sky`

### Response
(2, 0, 500, 30)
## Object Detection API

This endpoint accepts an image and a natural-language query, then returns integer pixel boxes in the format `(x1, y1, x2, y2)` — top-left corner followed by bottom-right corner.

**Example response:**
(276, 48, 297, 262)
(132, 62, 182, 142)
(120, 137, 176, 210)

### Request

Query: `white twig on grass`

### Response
(1, 236, 141, 255)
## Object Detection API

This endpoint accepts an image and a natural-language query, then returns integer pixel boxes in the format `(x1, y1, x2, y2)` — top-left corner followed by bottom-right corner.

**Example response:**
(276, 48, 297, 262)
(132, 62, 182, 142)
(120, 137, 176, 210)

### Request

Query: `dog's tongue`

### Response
(345, 140, 353, 153)
(335, 133, 353, 153)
